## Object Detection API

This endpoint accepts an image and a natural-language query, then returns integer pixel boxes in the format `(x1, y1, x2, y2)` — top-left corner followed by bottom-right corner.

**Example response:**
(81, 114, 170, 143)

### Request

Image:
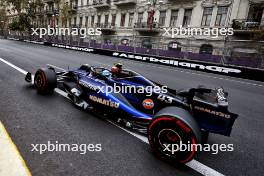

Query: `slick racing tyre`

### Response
(34, 68, 57, 94)
(148, 106, 201, 164)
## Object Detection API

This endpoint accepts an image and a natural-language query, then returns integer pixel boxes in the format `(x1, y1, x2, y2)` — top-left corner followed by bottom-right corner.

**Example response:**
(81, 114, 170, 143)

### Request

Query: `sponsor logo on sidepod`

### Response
(89, 95, 119, 108)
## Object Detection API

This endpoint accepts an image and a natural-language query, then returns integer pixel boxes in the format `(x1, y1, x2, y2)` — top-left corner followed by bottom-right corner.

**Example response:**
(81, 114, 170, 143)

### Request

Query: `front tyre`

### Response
(148, 106, 201, 164)
(34, 68, 57, 94)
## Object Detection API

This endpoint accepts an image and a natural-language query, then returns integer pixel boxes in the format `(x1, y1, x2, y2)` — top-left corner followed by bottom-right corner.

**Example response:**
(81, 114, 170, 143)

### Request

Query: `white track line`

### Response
(0, 57, 225, 176)
(107, 120, 149, 144)
(0, 58, 28, 75)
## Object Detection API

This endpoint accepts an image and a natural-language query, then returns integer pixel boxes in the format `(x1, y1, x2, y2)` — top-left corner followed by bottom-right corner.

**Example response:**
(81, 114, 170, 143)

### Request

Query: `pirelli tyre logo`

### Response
(89, 95, 119, 108)
(112, 52, 241, 74)
(194, 106, 231, 119)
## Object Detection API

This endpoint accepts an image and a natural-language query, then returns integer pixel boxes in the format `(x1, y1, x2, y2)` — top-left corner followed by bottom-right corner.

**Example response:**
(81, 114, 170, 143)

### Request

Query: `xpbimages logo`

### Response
(31, 141, 102, 154)
(163, 26, 234, 38)
(78, 82, 168, 96)
(163, 142, 234, 155)
(31, 25, 102, 38)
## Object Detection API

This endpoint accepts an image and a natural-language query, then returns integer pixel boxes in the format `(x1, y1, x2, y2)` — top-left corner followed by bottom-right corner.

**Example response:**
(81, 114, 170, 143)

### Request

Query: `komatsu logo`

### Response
(194, 106, 231, 119)
(89, 95, 119, 108)
(112, 52, 241, 74)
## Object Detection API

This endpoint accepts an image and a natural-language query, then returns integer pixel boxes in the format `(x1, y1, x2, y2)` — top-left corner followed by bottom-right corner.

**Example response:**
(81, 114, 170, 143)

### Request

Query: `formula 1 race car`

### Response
(25, 63, 238, 164)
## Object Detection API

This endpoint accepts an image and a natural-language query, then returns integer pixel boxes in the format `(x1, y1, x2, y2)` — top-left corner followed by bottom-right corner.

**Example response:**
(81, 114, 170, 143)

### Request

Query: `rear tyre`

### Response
(148, 106, 201, 164)
(34, 68, 57, 94)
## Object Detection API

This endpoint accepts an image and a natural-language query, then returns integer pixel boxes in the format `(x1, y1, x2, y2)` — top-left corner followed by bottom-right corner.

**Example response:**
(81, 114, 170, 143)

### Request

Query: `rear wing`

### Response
(190, 87, 238, 136)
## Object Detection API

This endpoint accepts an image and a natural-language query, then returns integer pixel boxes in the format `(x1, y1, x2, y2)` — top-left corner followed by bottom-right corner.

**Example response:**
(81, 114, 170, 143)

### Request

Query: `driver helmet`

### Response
(111, 63, 123, 74)
(101, 70, 111, 77)
(115, 63, 123, 70)
(111, 66, 119, 74)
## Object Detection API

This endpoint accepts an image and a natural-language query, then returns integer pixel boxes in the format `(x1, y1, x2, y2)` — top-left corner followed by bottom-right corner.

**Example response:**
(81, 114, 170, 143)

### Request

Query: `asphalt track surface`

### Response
(0, 39, 263, 176)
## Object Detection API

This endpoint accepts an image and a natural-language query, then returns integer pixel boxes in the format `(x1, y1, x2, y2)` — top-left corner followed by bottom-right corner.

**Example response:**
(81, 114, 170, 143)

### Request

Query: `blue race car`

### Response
(25, 63, 238, 163)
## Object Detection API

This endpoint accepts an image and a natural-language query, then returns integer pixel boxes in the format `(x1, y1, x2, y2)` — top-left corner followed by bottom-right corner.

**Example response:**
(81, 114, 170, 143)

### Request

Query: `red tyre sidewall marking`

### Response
(180, 137, 197, 163)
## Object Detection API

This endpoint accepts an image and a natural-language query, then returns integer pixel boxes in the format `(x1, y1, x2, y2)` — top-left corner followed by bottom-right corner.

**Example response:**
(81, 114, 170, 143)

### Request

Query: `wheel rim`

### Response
(35, 74, 44, 88)
(157, 129, 182, 156)
(158, 129, 182, 146)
